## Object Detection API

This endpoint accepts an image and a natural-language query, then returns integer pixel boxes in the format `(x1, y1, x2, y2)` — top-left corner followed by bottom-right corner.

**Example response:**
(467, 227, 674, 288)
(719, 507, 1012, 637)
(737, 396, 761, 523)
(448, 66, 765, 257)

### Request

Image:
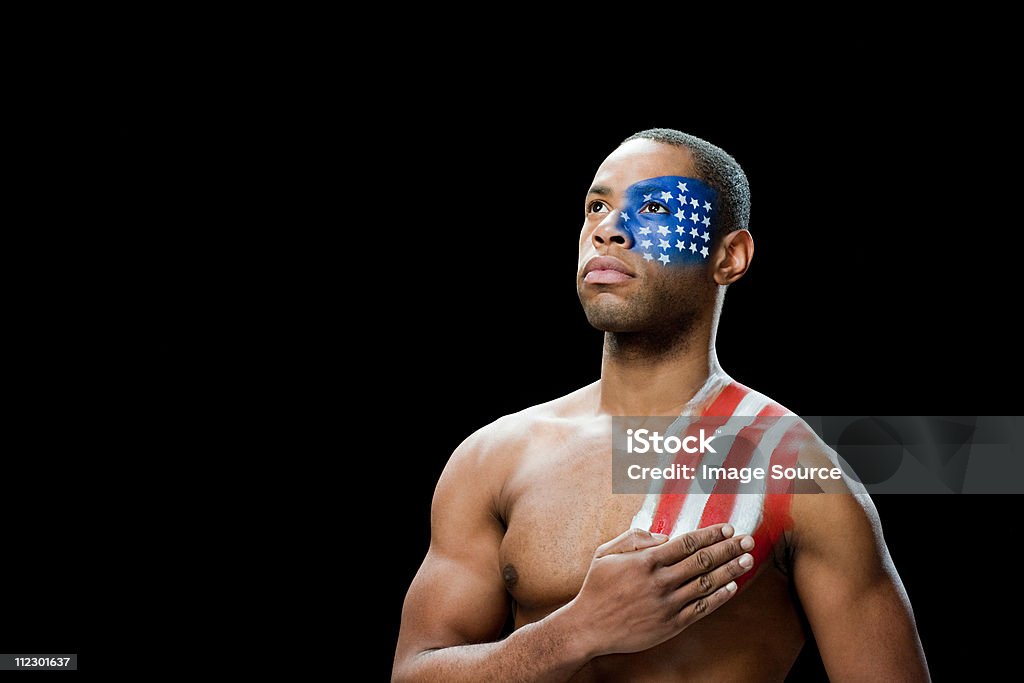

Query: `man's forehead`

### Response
(590, 139, 697, 194)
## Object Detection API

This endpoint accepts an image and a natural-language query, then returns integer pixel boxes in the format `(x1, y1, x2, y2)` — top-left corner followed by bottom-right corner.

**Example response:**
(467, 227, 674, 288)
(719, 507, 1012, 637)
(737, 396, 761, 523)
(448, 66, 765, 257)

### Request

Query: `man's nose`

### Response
(592, 210, 634, 250)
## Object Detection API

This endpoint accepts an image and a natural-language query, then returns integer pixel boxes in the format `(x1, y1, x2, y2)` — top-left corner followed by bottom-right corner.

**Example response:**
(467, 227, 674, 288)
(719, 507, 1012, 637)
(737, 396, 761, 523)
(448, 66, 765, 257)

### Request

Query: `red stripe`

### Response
(649, 382, 748, 536)
(697, 403, 787, 528)
(736, 422, 810, 589)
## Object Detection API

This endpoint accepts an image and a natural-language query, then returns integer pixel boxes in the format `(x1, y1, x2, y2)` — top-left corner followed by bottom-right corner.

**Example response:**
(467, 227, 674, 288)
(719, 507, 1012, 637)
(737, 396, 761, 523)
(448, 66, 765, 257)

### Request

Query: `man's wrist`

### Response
(546, 597, 601, 663)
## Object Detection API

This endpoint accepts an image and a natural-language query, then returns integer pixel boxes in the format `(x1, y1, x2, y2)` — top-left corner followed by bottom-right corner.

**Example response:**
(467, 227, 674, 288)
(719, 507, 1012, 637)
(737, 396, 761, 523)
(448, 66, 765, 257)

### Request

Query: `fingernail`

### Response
(739, 553, 753, 568)
(721, 524, 734, 538)
(740, 536, 755, 550)
(652, 533, 669, 541)
(725, 581, 738, 592)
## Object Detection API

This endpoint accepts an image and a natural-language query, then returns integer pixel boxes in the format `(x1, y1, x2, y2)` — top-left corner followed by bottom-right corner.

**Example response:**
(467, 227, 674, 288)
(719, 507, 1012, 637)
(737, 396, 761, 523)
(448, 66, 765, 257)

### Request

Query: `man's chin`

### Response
(581, 306, 641, 333)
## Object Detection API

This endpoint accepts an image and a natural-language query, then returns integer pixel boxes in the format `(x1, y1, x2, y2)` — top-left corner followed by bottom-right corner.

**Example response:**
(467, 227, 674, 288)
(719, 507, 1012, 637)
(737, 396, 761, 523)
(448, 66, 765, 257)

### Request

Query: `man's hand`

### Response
(567, 524, 754, 658)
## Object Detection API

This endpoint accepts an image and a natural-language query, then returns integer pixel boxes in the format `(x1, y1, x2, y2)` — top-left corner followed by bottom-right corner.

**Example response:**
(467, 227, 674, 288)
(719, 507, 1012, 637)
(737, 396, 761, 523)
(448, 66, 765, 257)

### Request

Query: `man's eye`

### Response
(639, 201, 669, 214)
(589, 200, 610, 214)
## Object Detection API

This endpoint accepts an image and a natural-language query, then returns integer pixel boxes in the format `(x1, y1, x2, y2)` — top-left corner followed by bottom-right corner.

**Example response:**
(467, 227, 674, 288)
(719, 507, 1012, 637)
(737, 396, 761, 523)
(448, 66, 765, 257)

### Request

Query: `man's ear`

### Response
(712, 229, 753, 285)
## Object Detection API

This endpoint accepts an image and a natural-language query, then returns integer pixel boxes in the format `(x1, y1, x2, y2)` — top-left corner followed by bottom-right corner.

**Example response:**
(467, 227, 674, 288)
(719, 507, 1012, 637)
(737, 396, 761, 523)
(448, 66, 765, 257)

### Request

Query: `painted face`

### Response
(618, 176, 717, 266)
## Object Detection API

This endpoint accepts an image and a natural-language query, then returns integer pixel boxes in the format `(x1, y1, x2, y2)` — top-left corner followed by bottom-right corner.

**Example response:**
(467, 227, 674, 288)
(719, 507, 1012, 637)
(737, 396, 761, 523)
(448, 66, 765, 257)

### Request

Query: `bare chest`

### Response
(495, 419, 806, 680)
(498, 424, 643, 614)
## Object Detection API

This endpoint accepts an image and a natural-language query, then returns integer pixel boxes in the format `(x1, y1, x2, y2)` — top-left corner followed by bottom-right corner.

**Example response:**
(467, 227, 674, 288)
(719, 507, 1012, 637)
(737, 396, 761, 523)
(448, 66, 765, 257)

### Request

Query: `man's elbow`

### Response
(392, 647, 439, 683)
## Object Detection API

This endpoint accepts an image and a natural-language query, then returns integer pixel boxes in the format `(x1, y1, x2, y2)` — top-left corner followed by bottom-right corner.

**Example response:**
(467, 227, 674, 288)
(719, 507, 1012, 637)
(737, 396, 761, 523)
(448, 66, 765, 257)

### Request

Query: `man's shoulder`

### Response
(462, 382, 596, 449)
(730, 381, 850, 485)
(449, 382, 598, 467)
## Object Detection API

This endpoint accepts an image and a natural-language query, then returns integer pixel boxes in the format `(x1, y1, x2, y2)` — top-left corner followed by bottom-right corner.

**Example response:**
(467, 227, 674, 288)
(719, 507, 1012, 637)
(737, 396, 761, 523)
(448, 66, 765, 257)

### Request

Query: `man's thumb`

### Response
(595, 527, 670, 557)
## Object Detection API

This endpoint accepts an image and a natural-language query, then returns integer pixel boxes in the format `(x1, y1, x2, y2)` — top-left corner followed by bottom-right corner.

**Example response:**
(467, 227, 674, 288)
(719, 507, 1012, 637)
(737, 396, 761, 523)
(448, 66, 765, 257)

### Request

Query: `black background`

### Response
(371, 104, 1021, 679)
(5, 43, 1020, 680)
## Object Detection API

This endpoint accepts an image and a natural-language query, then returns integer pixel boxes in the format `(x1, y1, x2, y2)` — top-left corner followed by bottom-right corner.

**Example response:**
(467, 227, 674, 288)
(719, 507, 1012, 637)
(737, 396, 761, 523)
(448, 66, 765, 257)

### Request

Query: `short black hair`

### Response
(622, 128, 750, 236)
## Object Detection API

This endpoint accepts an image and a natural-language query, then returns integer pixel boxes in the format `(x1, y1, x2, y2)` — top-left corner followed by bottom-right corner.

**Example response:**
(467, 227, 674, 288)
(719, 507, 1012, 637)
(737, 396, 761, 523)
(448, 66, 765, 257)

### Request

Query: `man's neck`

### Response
(597, 318, 721, 416)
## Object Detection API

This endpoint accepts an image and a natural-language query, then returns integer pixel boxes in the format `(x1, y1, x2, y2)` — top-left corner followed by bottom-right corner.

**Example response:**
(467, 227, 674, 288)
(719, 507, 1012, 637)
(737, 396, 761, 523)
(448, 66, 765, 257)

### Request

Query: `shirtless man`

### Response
(392, 129, 929, 681)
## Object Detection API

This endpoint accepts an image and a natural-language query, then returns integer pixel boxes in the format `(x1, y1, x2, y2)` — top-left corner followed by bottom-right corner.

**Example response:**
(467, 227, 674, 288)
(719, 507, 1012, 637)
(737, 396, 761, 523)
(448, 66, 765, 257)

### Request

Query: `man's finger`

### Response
(671, 547, 754, 601)
(595, 527, 670, 557)
(662, 534, 754, 587)
(674, 580, 739, 630)
(648, 523, 734, 566)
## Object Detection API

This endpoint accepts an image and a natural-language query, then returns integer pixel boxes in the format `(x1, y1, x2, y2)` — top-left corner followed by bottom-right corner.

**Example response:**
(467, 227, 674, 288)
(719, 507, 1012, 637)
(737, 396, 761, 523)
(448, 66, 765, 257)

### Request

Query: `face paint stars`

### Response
(617, 177, 720, 266)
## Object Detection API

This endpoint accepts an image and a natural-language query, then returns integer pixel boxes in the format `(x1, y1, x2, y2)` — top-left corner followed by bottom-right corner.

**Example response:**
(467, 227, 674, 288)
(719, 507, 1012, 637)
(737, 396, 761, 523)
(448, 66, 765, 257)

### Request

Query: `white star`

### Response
(701, 215, 711, 227)
(658, 253, 670, 265)
(638, 226, 651, 235)
(690, 227, 699, 237)
(643, 251, 654, 261)
(689, 242, 698, 253)
(674, 208, 687, 222)
(676, 240, 687, 251)
(620, 211, 629, 222)
(701, 230, 710, 242)
(700, 245, 709, 258)
(643, 193, 652, 202)
(675, 225, 687, 235)
(660, 191, 674, 202)
(657, 225, 670, 236)
(677, 181, 688, 193)
(676, 193, 687, 204)
(690, 198, 700, 208)
(659, 239, 670, 250)
(703, 201, 712, 212)
(690, 212, 700, 223)
(641, 239, 653, 249)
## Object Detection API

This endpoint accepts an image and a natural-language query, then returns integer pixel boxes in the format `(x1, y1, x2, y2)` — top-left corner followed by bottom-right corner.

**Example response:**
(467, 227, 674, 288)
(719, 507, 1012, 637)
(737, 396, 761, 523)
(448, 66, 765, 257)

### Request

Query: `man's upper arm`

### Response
(394, 433, 510, 664)
(791, 473, 930, 681)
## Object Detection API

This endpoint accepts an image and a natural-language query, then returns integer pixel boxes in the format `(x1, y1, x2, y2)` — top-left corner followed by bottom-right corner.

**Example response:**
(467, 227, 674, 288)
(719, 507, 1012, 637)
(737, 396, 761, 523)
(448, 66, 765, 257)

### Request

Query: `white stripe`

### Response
(668, 393, 775, 538)
(727, 414, 795, 535)
(732, 390, 772, 418)
(630, 372, 731, 531)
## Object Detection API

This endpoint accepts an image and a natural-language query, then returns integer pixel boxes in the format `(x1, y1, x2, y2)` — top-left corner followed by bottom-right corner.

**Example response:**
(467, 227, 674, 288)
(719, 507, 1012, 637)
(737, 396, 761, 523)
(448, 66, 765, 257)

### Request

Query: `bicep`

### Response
(394, 442, 510, 664)
(792, 492, 929, 680)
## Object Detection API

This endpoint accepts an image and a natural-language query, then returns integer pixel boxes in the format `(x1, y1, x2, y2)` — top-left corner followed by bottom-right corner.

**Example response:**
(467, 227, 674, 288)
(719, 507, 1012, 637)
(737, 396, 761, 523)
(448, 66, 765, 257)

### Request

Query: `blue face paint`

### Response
(617, 176, 718, 266)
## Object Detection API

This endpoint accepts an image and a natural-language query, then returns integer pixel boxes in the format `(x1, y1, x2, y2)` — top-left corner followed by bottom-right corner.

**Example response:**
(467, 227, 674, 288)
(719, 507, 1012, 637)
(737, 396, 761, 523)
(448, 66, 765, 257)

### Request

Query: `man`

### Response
(392, 129, 929, 681)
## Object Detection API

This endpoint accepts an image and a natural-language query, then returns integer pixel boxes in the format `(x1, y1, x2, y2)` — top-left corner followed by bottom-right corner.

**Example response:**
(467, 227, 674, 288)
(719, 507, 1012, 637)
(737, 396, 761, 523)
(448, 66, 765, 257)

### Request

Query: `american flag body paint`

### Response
(613, 176, 809, 582)
(615, 176, 717, 266)
(630, 374, 814, 586)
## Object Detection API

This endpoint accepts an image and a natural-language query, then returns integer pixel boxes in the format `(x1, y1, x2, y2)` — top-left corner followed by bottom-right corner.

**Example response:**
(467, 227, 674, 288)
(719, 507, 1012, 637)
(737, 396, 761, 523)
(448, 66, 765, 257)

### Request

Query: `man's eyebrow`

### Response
(630, 183, 662, 197)
(587, 184, 612, 196)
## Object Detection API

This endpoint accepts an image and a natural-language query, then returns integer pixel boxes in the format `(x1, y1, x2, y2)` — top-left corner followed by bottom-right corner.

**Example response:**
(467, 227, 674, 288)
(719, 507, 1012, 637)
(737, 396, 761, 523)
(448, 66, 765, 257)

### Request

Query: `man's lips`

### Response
(583, 256, 636, 284)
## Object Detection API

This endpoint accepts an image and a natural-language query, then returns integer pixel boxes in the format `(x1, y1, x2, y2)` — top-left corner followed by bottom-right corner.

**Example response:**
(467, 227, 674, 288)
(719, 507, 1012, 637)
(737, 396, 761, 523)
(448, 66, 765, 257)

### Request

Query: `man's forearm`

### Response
(393, 602, 593, 683)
